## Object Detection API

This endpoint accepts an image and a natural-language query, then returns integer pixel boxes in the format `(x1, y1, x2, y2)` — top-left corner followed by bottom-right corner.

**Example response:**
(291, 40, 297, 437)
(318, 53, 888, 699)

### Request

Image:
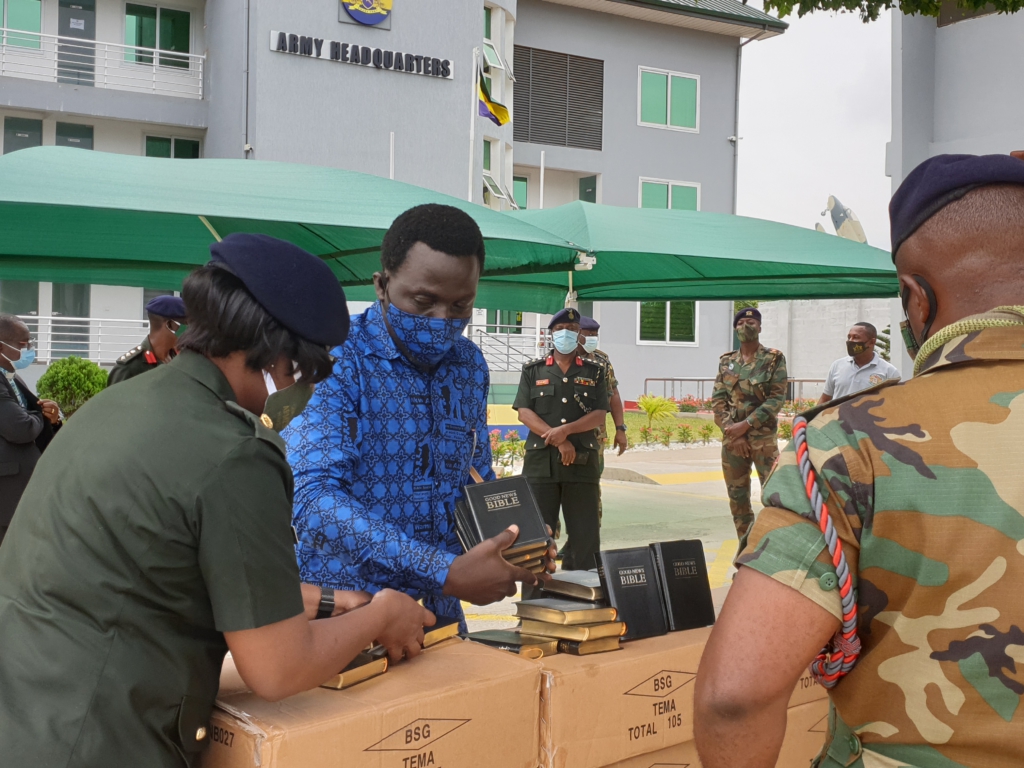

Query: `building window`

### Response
(0, 280, 39, 315)
(3, 116, 42, 155)
(639, 178, 699, 211)
(146, 136, 200, 158)
(483, 139, 491, 172)
(56, 122, 94, 150)
(513, 176, 528, 210)
(638, 67, 699, 132)
(3, 0, 41, 48)
(484, 6, 491, 39)
(638, 301, 697, 345)
(513, 45, 603, 151)
(125, 4, 191, 68)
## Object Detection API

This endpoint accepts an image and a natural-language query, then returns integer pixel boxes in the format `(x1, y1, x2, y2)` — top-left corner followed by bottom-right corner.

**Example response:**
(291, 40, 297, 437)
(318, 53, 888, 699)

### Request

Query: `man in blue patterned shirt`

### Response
(286, 205, 549, 625)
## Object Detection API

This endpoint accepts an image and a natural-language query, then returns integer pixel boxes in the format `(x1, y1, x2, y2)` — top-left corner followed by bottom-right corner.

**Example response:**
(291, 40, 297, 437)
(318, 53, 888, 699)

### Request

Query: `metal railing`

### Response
(644, 377, 827, 402)
(18, 315, 149, 364)
(467, 323, 549, 372)
(0, 28, 204, 99)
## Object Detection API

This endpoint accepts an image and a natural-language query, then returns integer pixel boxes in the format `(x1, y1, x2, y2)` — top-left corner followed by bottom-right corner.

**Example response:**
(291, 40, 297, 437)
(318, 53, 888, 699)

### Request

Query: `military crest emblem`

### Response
(342, 0, 392, 26)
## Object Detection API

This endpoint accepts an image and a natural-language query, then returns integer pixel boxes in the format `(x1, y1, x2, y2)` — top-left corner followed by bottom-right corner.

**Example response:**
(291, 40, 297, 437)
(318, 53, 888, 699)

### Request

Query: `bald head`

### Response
(0, 313, 28, 344)
(896, 184, 1024, 337)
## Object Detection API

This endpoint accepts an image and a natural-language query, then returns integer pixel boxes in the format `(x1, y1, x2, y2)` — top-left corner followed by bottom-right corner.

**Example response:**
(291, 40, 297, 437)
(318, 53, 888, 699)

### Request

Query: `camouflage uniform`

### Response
(711, 344, 787, 539)
(739, 316, 1024, 767)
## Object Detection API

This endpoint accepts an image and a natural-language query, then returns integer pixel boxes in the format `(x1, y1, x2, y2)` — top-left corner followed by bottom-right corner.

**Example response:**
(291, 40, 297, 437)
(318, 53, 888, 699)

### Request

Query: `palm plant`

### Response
(636, 394, 678, 432)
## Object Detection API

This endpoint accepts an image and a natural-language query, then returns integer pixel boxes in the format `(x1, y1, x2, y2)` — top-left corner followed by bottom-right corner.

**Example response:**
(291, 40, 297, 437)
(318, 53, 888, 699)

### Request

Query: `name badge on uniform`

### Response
(535, 379, 550, 385)
(729, 363, 735, 370)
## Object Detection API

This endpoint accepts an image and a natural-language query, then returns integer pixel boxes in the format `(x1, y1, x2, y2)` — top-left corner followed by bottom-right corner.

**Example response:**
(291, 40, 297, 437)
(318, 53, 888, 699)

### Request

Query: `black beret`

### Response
(548, 307, 581, 329)
(890, 153, 1024, 260)
(734, 307, 761, 326)
(579, 315, 600, 331)
(209, 233, 349, 347)
(145, 295, 186, 319)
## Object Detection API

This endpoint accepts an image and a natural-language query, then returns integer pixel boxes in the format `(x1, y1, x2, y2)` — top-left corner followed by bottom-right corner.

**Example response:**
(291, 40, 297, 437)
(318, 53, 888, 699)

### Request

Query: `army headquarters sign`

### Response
(270, 31, 454, 80)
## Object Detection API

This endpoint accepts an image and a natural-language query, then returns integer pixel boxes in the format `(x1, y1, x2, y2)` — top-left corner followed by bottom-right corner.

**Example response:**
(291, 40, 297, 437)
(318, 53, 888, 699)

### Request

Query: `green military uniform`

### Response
(0, 351, 304, 767)
(738, 313, 1024, 767)
(711, 344, 787, 539)
(108, 335, 175, 386)
(513, 352, 610, 571)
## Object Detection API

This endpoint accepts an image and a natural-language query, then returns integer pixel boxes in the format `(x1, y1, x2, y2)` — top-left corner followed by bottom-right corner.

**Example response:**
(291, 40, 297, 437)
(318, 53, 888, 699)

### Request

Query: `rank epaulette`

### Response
(523, 357, 546, 369)
(116, 345, 145, 364)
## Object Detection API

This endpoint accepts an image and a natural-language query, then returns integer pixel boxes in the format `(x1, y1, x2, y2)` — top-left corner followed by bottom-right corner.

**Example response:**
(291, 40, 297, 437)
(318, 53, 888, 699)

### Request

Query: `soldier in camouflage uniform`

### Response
(694, 154, 1024, 768)
(711, 307, 787, 539)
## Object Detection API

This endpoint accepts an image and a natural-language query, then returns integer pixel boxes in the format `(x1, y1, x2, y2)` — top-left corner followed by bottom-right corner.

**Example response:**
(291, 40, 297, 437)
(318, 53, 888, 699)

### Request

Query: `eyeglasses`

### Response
(1, 339, 33, 352)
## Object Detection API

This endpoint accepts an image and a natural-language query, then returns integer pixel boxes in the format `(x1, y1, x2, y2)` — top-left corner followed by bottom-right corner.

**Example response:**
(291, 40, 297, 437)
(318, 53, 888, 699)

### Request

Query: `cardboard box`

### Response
(199, 639, 541, 768)
(787, 669, 828, 709)
(539, 628, 712, 768)
(595, 697, 829, 768)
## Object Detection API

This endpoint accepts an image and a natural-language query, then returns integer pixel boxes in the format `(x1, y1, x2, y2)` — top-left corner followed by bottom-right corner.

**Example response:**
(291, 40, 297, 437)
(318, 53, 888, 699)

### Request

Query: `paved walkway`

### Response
(464, 444, 769, 631)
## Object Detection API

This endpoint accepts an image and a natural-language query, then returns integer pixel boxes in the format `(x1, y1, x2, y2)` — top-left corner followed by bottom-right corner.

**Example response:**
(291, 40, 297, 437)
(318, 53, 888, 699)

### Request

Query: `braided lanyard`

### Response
(793, 416, 861, 688)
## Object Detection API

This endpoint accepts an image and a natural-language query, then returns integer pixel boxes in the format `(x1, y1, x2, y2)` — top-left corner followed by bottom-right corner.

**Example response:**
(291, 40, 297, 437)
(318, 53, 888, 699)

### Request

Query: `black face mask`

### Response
(900, 275, 937, 360)
(847, 341, 869, 357)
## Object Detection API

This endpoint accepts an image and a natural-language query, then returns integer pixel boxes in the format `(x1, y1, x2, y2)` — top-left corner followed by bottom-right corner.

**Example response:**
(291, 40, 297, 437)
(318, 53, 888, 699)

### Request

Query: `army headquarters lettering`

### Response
(270, 31, 454, 80)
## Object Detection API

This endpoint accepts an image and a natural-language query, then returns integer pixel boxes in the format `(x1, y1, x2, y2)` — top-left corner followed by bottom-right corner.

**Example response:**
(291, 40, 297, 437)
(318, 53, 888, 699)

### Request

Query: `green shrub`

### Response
(636, 394, 678, 431)
(779, 421, 793, 441)
(658, 427, 673, 447)
(36, 357, 107, 417)
(677, 424, 695, 444)
(699, 423, 716, 445)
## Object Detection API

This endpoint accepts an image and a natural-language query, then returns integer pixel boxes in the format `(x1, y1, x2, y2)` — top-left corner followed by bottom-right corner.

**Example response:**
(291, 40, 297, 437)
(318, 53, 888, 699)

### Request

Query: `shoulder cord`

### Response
(793, 416, 861, 688)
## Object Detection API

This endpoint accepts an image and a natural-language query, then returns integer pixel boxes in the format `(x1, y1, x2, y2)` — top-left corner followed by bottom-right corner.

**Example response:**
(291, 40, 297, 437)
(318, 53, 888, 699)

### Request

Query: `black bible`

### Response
(650, 540, 716, 631)
(596, 547, 668, 641)
(458, 476, 550, 558)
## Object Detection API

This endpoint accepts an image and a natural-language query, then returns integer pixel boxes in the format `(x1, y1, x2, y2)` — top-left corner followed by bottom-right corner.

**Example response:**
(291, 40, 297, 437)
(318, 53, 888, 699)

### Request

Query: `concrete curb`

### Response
(602, 467, 658, 485)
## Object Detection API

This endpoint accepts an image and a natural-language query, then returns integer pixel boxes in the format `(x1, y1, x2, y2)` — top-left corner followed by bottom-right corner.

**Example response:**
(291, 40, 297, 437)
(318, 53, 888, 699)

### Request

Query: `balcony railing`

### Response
(467, 323, 550, 372)
(0, 28, 204, 99)
(19, 315, 150, 365)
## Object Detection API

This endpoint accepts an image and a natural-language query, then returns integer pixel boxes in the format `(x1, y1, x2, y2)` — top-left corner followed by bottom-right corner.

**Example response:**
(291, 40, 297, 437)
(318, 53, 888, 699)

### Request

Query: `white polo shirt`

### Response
(823, 351, 901, 399)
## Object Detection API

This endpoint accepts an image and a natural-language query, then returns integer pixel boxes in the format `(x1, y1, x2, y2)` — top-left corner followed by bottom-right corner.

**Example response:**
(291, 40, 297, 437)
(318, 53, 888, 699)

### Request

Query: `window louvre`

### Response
(513, 45, 603, 151)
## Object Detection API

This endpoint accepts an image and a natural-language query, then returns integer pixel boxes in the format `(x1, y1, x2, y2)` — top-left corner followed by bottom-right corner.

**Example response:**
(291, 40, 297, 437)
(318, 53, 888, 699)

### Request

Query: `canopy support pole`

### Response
(539, 151, 545, 210)
(467, 48, 479, 202)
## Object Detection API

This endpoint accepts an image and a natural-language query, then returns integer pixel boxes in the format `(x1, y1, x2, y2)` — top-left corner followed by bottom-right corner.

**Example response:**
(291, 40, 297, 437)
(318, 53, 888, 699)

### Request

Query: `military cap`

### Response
(579, 316, 600, 331)
(209, 233, 349, 347)
(734, 307, 761, 326)
(144, 295, 187, 319)
(890, 153, 1024, 260)
(548, 307, 581, 329)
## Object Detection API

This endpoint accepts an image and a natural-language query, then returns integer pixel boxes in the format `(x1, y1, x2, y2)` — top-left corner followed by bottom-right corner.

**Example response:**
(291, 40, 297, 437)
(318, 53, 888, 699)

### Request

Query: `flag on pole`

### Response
(478, 74, 510, 126)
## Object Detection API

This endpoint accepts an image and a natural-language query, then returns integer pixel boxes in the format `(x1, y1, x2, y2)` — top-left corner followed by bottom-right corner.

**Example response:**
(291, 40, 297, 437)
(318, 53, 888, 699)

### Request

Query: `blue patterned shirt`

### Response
(284, 303, 494, 622)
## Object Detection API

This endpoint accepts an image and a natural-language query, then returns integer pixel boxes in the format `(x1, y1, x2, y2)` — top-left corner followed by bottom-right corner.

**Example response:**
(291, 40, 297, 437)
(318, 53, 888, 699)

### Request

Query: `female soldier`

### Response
(0, 234, 434, 767)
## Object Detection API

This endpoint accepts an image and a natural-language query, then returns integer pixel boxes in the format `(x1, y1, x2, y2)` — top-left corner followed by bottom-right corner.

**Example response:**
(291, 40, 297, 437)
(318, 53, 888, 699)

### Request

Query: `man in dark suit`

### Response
(0, 314, 61, 547)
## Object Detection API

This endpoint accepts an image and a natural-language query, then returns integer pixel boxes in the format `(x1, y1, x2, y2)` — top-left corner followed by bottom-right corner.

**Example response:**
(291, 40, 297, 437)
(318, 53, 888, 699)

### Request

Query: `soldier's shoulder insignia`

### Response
(223, 400, 287, 456)
(524, 357, 545, 369)
(116, 345, 144, 364)
(800, 379, 900, 422)
(769, 348, 782, 355)
(719, 350, 735, 359)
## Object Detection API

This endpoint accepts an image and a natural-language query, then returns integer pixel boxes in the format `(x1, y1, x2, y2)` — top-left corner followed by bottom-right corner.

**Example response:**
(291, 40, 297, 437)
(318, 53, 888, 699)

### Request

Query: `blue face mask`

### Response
(552, 329, 580, 355)
(582, 335, 599, 354)
(1, 341, 35, 371)
(382, 300, 469, 370)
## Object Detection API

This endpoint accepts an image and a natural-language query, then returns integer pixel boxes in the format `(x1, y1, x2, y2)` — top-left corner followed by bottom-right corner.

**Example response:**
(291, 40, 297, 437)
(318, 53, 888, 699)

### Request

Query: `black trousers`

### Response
(528, 481, 601, 571)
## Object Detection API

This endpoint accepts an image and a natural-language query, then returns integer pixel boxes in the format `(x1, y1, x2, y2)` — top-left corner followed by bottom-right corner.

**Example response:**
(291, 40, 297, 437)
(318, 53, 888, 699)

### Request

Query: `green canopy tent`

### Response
(405, 201, 896, 314)
(0, 147, 583, 291)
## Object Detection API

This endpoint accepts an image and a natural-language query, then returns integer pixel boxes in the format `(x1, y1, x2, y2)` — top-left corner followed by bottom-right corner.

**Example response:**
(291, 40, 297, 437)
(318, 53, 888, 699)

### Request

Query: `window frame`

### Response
(637, 176, 701, 211)
(635, 301, 700, 347)
(636, 66, 700, 134)
(145, 134, 202, 158)
(123, 1, 193, 69)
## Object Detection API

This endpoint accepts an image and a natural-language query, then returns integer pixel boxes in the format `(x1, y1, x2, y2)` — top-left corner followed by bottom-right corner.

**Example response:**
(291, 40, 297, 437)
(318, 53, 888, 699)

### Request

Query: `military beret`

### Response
(548, 307, 581, 329)
(209, 233, 350, 347)
(890, 153, 1024, 260)
(579, 315, 600, 331)
(734, 307, 761, 326)
(144, 295, 187, 319)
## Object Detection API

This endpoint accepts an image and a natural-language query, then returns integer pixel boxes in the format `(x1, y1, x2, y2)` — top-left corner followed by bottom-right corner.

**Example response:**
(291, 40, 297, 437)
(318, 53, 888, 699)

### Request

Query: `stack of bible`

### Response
(454, 476, 551, 575)
(513, 596, 625, 655)
(321, 616, 461, 689)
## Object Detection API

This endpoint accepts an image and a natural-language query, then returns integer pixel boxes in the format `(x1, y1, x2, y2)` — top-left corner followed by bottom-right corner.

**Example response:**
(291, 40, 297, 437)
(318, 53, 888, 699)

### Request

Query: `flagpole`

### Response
(467, 47, 479, 202)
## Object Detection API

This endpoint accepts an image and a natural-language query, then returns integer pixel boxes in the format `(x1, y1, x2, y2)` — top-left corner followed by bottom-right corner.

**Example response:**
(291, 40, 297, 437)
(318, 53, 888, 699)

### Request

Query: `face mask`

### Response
(736, 325, 759, 343)
(382, 299, 468, 370)
(260, 366, 314, 433)
(1, 341, 35, 371)
(552, 329, 580, 355)
(582, 335, 600, 354)
(847, 341, 868, 357)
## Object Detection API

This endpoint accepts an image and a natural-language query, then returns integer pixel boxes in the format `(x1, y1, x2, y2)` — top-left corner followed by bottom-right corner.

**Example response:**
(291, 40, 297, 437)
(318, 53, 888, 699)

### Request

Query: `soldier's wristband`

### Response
(615, 424, 627, 432)
(315, 587, 335, 620)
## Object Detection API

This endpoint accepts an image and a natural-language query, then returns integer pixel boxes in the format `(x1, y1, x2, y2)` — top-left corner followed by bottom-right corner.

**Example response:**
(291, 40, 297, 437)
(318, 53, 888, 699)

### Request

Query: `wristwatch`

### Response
(315, 586, 335, 620)
(615, 424, 628, 432)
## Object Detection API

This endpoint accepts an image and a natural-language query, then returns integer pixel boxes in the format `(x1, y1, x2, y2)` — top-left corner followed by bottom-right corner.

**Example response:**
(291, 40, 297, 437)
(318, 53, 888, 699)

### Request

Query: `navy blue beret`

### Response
(890, 153, 1024, 260)
(734, 307, 761, 326)
(580, 315, 600, 331)
(145, 295, 186, 319)
(548, 307, 581, 329)
(209, 233, 349, 347)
